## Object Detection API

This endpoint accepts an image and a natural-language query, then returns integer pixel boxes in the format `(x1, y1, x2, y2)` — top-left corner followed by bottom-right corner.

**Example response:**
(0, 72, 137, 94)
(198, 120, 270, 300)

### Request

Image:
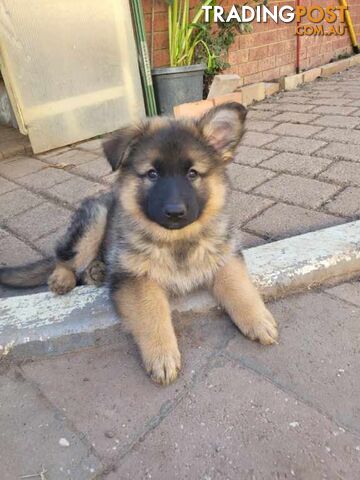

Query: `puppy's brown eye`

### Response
(187, 168, 198, 180)
(147, 168, 159, 180)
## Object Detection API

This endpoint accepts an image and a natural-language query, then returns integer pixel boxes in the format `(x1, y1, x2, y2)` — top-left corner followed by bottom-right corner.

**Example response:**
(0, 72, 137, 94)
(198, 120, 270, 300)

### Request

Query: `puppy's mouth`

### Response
(160, 218, 196, 230)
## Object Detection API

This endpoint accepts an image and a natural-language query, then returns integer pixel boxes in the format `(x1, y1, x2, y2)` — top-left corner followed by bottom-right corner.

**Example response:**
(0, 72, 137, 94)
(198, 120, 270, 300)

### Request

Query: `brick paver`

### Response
(324, 187, 360, 217)
(265, 136, 327, 155)
(244, 203, 342, 240)
(234, 146, 277, 166)
(318, 161, 360, 186)
(240, 131, 279, 147)
(1, 64, 360, 275)
(3, 282, 357, 478)
(253, 174, 340, 209)
(312, 114, 360, 129)
(270, 122, 324, 138)
(4, 203, 71, 242)
(227, 163, 276, 192)
(260, 152, 332, 177)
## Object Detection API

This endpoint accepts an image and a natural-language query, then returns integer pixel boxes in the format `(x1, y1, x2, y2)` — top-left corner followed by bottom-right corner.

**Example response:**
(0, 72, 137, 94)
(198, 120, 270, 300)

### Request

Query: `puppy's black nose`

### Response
(164, 203, 186, 219)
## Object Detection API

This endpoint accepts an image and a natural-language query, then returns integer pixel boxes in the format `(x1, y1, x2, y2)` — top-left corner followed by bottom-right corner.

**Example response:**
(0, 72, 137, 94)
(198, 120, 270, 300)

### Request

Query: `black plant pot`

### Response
(152, 64, 205, 115)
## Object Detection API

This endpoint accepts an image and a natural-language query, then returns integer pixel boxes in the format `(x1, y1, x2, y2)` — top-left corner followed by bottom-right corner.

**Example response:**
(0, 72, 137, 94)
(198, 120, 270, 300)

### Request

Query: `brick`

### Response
(35, 229, 64, 255)
(266, 136, 326, 155)
(324, 187, 360, 217)
(173, 99, 214, 118)
(349, 54, 360, 67)
(326, 281, 360, 307)
(0, 156, 46, 179)
(318, 161, 360, 187)
(0, 229, 42, 267)
(253, 174, 340, 209)
(227, 164, 276, 192)
(316, 142, 360, 162)
(212, 92, 243, 106)
(271, 112, 320, 124)
(4, 202, 71, 242)
(310, 105, 358, 116)
(260, 152, 332, 177)
(253, 102, 315, 113)
(246, 109, 275, 120)
(0, 177, 19, 196)
(207, 74, 240, 99)
(264, 82, 280, 97)
(280, 73, 304, 91)
(240, 131, 278, 148)
(71, 157, 112, 181)
(0, 189, 43, 221)
(46, 177, 105, 206)
(238, 230, 265, 249)
(40, 149, 99, 166)
(312, 115, 360, 129)
(226, 291, 360, 437)
(271, 122, 324, 138)
(234, 146, 277, 166)
(76, 138, 104, 152)
(245, 202, 342, 240)
(240, 82, 265, 106)
(275, 95, 313, 105)
(321, 59, 350, 76)
(310, 97, 353, 106)
(0, 139, 27, 159)
(0, 372, 101, 479)
(228, 190, 274, 227)
(16, 166, 75, 190)
(118, 357, 360, 480)
(303, 67, 321, 83)
(245, 120, 277, 132)
(315, 127, 360, 145)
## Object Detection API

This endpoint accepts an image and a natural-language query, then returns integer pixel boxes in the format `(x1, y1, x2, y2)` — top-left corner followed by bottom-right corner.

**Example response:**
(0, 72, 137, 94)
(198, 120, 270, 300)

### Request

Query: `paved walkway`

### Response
(1, 281, 360, 479)
(1, 66, 360, 273)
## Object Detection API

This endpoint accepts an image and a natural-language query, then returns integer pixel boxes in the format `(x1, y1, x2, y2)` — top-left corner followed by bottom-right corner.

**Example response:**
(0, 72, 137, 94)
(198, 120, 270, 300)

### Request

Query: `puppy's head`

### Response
(103, 103, 247, 238)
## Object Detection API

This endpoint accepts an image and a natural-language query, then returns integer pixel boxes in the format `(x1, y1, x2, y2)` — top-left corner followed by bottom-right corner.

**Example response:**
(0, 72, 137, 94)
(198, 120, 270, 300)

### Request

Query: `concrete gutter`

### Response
(1, 220, 360, 359)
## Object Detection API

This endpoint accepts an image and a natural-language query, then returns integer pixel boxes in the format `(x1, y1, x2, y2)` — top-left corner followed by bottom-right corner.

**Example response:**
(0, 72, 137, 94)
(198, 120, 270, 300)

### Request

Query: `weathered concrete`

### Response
(207, 74, 240, 99)
(1, 220, 360, 359)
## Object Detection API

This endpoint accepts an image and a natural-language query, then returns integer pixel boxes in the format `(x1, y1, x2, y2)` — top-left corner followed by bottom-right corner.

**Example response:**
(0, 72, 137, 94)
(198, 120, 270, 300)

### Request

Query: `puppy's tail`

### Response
(0, 257, 56, 288)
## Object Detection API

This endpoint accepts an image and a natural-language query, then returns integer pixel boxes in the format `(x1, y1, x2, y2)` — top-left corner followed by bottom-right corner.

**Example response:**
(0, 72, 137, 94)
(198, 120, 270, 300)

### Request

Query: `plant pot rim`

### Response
(152, 64, 206, 75)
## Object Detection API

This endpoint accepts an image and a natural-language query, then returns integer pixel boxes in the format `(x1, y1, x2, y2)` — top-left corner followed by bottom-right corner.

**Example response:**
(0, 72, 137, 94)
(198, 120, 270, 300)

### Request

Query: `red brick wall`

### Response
(143, 0, 360, 85)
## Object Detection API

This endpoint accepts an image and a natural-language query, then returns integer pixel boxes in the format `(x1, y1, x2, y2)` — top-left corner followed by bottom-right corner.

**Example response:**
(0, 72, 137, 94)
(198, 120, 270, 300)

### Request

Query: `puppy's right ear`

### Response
(102, 126, 143, 171)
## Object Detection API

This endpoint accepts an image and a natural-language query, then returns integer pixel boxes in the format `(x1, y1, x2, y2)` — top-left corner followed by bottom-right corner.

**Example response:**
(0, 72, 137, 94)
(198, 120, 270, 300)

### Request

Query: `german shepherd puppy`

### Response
(0, 103, 278, 384)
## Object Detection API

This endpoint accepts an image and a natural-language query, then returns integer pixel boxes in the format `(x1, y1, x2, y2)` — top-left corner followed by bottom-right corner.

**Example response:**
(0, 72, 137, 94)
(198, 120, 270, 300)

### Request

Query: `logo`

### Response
(202, 5, 348, 36)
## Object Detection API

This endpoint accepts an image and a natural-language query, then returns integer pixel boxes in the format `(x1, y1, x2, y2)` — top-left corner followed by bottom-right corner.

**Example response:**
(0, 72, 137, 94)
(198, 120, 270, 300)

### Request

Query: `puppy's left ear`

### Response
(198, 102, 247, 162)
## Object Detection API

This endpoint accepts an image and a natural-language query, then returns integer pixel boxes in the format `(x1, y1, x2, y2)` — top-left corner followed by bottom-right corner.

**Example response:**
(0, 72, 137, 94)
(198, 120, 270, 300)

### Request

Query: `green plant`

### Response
(195, 2, 267, 76)
(165, 0, 214, 66)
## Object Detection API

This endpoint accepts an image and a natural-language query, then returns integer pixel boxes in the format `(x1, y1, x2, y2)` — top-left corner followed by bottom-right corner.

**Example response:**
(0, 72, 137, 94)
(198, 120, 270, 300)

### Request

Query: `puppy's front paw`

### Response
(48, 266, 76, 295)
(144, 345, 181, 385)
(241, 307, 278, 345)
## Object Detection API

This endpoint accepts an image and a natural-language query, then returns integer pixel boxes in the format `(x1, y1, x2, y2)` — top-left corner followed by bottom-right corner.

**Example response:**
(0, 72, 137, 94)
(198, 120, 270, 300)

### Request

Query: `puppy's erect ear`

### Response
(198, 102, 247, 162)
(102, 126, 143, 171)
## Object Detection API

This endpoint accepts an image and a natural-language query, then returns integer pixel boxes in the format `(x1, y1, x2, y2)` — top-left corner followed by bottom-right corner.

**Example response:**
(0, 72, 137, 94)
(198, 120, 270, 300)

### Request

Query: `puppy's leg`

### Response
(49, 198, 108, 294)
(111, 275, 181, 385)
(212, 255, 278, 345)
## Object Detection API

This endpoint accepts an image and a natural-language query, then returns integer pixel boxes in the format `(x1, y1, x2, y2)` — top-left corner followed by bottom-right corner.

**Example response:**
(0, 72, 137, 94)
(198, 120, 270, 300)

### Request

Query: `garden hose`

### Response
(339, 0, 359, 54)
(130, 0, 158, 116)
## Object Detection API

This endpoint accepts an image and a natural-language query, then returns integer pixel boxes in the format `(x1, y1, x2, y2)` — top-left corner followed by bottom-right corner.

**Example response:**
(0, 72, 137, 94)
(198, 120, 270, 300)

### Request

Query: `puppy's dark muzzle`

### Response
(145, 175, 200, 229)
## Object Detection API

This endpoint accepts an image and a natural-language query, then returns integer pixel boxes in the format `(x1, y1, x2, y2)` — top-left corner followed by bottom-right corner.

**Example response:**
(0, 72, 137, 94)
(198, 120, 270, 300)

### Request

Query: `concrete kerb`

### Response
(1, 221, 360, 360)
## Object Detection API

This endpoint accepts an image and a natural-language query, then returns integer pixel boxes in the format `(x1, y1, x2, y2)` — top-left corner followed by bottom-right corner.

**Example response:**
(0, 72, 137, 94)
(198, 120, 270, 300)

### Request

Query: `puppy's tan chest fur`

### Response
(121, 235, 234, 295)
